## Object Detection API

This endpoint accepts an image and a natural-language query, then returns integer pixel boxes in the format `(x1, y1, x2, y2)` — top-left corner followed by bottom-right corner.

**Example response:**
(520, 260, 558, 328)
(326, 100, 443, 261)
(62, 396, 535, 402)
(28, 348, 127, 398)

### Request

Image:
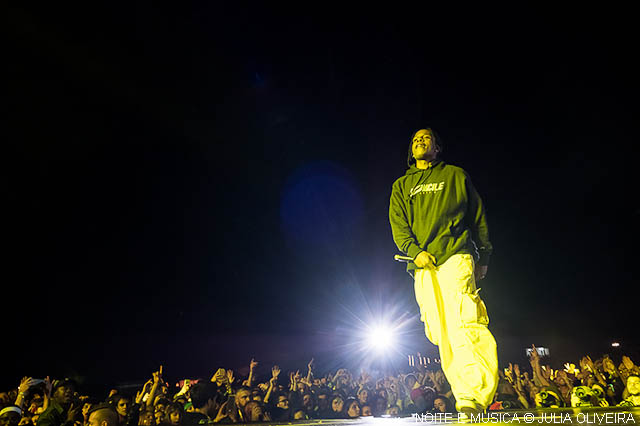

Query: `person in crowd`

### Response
(342, 398, 360, 419)
(86, 405, 117, 426)
(386, 405, 400, 416)
(136, 410, 153, 426)
(620, 375, 640, 406)
(107, 395, 130, 425)
(242, 401, 270, 422)
(0, 406, 22, 426)
(163, 402, 183, 426)
(433, 396, 455, 413)
(360, 405, 372, 416)
(182, 383, 218, 426)
(370, 395, 388, 416)
(152, 398, 170, 426)
(36, 379, 83, 426)
(356, 388, 368, 407)
(269, 394, 290, 422)
(329, 394, 344, 419)
(404, 374, 435, 413)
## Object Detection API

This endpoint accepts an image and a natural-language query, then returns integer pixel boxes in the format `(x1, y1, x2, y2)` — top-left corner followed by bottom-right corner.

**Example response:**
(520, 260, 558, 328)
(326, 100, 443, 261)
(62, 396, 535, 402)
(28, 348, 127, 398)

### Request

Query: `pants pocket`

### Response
(460, 289, 490, 326)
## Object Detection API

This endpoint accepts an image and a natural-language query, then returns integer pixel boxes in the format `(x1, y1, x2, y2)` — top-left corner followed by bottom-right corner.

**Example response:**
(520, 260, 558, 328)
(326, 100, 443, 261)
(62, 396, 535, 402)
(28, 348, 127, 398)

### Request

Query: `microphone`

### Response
(393, 254, 414, 263)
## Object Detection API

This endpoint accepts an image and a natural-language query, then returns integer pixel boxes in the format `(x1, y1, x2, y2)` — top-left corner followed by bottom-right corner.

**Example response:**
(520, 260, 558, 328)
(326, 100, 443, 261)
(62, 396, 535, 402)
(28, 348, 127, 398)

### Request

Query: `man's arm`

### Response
(389, 181, 422, 260)
(464, 172, 493, 266)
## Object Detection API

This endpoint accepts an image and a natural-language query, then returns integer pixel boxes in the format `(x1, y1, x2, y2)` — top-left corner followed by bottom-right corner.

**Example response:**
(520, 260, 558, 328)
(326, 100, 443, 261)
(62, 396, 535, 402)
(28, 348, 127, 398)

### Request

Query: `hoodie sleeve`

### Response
(389, 180, 423, 259)
(464, 172, 493, 266)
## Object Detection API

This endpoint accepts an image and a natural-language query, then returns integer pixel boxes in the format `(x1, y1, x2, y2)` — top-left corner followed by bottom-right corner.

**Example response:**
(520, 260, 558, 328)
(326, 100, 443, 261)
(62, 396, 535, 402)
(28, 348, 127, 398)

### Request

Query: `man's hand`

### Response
(67, 403, 83, 423)
(622, 356, 635, 371)
(541, 365, 551, 380)
(505, 364, 514, 384)
(212, 368, 225, 384)
(272, 365, 281, 379)
(250, 358, 258, 371)
(152, 367, 163, 384)
(529, 344, 540, 366)
(556, 370, 569, 385)
(475, 265, 488, 281)
(18, 377, 39, 394)
(44, 376, 52, 397)
(213, 401, 229, 423)
(602, 356, 617, 376)
(513, 363, 521, 378)
(414, 251, 436, 269)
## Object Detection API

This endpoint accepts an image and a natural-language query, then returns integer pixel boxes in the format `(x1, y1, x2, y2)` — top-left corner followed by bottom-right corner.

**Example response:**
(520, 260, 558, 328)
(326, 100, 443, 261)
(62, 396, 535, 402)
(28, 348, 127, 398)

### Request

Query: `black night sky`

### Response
(4, 4, 638, 389)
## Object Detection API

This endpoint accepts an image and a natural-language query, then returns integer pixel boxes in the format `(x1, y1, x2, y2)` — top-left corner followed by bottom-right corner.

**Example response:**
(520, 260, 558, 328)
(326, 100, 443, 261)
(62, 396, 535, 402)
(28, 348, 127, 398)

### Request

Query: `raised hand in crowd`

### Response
(211, 368, 226, 389)
(586, 355, 607, 386)
(15, 377, 40, 410)
(226, 370, 235, 387)
(244, 358, 259, 387)
(263, 365, 280, 405)
(622, 356, 636, 372)
(135, 380, 152, 405)
(145, 365, 164, 409)
(529, 344, 550, 387)
(602, 355, 618, 378)
(621, 355, 640, 379)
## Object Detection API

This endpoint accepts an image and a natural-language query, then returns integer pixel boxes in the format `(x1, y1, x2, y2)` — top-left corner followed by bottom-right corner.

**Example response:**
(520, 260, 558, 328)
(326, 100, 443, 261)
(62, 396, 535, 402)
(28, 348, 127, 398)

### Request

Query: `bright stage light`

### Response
(367, 326, 394, 350)
(611, 342, 620, 347)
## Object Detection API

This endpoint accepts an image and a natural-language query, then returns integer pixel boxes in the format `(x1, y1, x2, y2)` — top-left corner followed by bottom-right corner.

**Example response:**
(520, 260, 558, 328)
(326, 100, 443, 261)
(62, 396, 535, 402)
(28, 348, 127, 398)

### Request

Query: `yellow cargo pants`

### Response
(414, 253, 498, 410)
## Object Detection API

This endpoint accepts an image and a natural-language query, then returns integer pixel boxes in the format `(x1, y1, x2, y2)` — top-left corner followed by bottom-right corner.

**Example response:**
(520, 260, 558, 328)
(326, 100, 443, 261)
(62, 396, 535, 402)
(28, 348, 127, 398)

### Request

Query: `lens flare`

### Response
(367, 326, 394, 350)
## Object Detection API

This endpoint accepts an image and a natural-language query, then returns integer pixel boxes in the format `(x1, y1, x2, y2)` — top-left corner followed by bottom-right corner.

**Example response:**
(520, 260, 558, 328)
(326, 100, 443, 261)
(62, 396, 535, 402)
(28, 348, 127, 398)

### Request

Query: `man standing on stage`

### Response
(389, 128, 498, 414)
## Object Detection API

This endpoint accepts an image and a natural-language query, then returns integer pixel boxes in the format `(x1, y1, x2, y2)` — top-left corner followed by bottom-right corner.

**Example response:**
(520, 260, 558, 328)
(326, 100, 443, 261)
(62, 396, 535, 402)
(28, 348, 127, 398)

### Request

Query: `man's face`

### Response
(116, 399, 130, 417)
(54, 385, 74, 405)
(347, 401, 360, 418)
(235, 390, 250, 409)
(138, 412, 153, 426)
(434, 398, 447, 412)
(168, 411, 180, 425)
(302, 394, 313, 408)
(331, 397, 343, 412)
(412, 129, 437, 161)
(627, 376, 640, 396)
(249, 404, 263, 421)
(276, 396, 289, 410)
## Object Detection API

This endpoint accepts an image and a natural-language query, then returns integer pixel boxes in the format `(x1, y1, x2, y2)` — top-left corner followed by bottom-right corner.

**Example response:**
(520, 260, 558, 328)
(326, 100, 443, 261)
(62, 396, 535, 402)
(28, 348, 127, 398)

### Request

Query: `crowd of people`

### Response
(1, 347, 639, 426)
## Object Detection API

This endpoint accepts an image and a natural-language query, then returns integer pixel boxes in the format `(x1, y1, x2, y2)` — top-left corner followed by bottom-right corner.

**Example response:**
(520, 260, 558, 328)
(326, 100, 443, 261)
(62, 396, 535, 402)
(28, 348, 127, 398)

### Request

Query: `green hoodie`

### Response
(389, 160, 492, 275)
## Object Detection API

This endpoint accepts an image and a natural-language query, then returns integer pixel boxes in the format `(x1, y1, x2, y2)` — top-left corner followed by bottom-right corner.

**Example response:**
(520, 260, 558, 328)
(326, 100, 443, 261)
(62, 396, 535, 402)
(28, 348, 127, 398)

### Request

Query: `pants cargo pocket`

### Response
(460, 289, 490, 326)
